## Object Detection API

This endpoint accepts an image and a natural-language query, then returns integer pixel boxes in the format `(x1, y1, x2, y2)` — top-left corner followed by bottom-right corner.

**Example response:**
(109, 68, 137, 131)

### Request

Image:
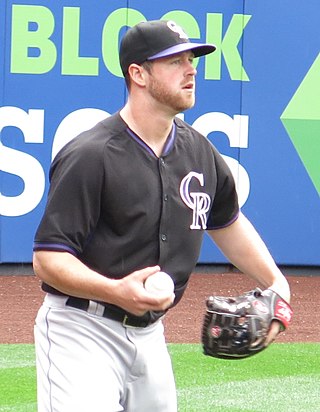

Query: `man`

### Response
(33, 20, 290, 412)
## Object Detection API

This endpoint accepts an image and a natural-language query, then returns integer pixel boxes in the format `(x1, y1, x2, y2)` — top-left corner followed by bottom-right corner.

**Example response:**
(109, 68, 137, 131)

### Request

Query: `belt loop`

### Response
(65, 296, 158, 328)
(88, 300, 105, 317)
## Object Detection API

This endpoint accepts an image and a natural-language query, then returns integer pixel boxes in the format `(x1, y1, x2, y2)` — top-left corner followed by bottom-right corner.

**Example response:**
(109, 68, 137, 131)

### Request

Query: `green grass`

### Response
(0, 345, 36, 411)
(1, 343, 320, 411)
(169, 343, 320, 411)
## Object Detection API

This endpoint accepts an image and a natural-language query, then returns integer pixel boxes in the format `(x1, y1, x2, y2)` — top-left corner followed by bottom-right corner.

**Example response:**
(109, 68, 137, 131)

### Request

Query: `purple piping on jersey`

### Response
(33, 242, 78, 255)
(207, 210, 240, 230)
(126, 128, 155, 156)
(162, 123, 176, 156)
(126, 123, 176, 157)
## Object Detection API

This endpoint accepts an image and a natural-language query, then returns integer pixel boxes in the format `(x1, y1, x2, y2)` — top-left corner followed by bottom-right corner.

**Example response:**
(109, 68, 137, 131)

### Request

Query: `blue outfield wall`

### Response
(0, 0, 319, 265)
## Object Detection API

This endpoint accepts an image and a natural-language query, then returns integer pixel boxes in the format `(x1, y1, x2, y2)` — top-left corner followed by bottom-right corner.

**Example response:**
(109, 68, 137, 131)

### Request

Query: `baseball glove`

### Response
(201, 288, 293, 359)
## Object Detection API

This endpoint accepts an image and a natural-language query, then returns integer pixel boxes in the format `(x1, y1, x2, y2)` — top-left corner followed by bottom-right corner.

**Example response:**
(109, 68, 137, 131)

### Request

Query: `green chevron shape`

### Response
(280, 52, 320, 196)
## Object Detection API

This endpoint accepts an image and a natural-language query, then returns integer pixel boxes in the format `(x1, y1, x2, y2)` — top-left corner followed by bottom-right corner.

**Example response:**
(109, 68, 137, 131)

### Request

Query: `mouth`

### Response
(182, 82, 195, 91)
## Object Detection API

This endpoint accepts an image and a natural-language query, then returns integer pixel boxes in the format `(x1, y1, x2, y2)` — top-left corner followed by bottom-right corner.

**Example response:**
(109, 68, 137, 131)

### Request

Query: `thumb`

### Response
(134, 266, 161, 283)
(264, 321, 281, 346)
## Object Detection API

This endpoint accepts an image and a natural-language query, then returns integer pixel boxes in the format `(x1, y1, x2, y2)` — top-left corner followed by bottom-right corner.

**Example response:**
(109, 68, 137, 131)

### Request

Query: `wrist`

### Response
(268, 278, 291, 303)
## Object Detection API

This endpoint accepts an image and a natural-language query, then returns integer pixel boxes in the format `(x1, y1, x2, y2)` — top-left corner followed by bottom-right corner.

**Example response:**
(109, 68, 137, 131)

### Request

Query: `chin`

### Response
(179, 101, 195, 112)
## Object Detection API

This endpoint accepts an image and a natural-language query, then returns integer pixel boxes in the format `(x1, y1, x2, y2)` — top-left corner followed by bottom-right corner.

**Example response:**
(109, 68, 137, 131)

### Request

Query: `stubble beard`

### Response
(148, 76, 195, 114)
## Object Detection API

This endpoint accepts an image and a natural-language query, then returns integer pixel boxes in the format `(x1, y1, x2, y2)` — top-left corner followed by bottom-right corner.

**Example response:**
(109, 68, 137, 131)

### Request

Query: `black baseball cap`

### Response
(119, 20, 216, 75)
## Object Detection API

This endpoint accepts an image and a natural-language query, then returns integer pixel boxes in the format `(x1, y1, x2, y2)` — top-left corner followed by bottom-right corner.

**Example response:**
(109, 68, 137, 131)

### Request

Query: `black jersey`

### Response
(34, 112, 239, 308)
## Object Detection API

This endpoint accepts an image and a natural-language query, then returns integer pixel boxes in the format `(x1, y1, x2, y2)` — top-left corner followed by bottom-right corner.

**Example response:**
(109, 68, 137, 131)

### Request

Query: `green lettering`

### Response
(10, 5, 56, 74)
(161, 10, 201, 39)
(62, 7, 99, 76)
(204, 14, 223, 80)
(205, 13, 251, 81)
(102, 8, 145, 77)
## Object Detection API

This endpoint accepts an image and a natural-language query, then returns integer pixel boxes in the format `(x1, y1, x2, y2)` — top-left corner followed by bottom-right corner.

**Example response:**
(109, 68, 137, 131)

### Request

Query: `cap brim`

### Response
(148, 42, 216, 60)
(147, 42, 216, 60)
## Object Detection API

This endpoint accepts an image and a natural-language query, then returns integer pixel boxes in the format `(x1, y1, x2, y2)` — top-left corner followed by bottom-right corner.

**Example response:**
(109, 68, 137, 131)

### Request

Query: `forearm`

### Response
(33, 250, 117, 302)
(208, 212, 290, 302)
(32, 250, 172, 315)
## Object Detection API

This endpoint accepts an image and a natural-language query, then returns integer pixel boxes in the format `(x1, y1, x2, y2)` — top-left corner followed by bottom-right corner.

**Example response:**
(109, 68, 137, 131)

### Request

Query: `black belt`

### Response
(66, 296, 156, 328)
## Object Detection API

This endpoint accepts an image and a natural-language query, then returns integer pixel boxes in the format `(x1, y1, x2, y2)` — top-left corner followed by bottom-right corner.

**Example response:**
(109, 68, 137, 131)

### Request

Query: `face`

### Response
(144, 51, 197, 114)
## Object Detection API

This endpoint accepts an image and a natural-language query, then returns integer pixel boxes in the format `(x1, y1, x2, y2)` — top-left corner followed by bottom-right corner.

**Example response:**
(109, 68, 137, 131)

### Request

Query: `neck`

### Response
(120, 97, 175, 157)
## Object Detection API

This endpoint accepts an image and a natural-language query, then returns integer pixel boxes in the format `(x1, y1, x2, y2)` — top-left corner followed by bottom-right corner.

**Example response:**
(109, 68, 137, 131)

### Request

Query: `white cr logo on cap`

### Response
(167, 21, 189, 40)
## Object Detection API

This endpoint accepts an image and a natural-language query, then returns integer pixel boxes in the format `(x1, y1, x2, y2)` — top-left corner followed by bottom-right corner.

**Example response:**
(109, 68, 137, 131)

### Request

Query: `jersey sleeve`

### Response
(33, 136, 105, 255)
(206, 146, 240, 229)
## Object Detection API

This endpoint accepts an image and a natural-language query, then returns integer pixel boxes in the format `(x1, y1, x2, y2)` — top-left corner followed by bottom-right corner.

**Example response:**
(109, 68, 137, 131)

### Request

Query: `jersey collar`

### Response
(126, 122, 176, 158)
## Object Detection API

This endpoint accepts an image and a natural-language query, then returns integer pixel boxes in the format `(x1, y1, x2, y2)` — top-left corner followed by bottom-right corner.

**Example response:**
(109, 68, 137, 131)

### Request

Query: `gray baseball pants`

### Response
(34, 294, 177, 412)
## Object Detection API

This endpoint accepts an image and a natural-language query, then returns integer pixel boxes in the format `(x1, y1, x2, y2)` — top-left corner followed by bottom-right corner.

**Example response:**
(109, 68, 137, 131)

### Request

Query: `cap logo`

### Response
(167, 21, 189, 40)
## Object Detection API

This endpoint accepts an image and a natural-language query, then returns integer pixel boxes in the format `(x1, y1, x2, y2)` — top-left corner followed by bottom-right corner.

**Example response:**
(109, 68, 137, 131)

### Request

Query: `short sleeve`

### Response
(33, 137, 104, 255)
(206, 148, 240, 229)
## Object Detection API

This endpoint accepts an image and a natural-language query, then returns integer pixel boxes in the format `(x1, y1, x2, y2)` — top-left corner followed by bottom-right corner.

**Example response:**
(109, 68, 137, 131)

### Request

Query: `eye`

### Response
(171, 58, 181, 65)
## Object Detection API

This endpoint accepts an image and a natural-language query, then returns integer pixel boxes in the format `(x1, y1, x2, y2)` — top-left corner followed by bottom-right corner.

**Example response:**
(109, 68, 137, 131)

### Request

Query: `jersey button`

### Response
(160, 158, 165, 166)
(161, 234, 167, 241)
(164, 194, 168, 201)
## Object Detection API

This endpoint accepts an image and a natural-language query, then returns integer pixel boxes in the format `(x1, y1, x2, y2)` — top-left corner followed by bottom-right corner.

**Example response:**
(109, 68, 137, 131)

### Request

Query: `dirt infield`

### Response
(0, 271, 319, 344)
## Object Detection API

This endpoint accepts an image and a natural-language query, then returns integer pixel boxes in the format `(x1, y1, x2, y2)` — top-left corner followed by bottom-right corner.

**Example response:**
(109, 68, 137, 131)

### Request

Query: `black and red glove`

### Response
(201, 288, 293, 359)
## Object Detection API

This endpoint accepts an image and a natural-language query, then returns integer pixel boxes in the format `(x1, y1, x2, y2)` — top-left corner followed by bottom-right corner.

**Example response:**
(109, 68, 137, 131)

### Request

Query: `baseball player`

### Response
(33, 20, 291, 412)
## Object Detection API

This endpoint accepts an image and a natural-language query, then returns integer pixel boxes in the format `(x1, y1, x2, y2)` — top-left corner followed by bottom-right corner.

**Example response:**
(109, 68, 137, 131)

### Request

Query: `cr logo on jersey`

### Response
(180, 172, 211, 229)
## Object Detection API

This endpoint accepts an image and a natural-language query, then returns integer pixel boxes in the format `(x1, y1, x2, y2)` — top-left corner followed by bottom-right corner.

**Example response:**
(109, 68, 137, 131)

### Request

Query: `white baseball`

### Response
(144, 272, 174, 296)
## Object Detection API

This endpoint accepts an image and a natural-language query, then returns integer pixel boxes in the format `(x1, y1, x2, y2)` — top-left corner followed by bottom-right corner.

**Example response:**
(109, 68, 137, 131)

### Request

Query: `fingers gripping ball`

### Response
(144, 272, 174, 297)
(201, 288, 293, 359)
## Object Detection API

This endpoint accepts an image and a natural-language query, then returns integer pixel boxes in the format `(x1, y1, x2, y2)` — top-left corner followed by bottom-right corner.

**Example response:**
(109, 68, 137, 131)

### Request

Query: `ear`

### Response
(127, 64, 148, 87)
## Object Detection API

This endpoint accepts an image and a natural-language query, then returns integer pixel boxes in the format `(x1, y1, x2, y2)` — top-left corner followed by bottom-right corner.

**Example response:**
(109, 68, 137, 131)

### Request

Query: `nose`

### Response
(186, 60, 197, 76)
(190, 64, 197, 76)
